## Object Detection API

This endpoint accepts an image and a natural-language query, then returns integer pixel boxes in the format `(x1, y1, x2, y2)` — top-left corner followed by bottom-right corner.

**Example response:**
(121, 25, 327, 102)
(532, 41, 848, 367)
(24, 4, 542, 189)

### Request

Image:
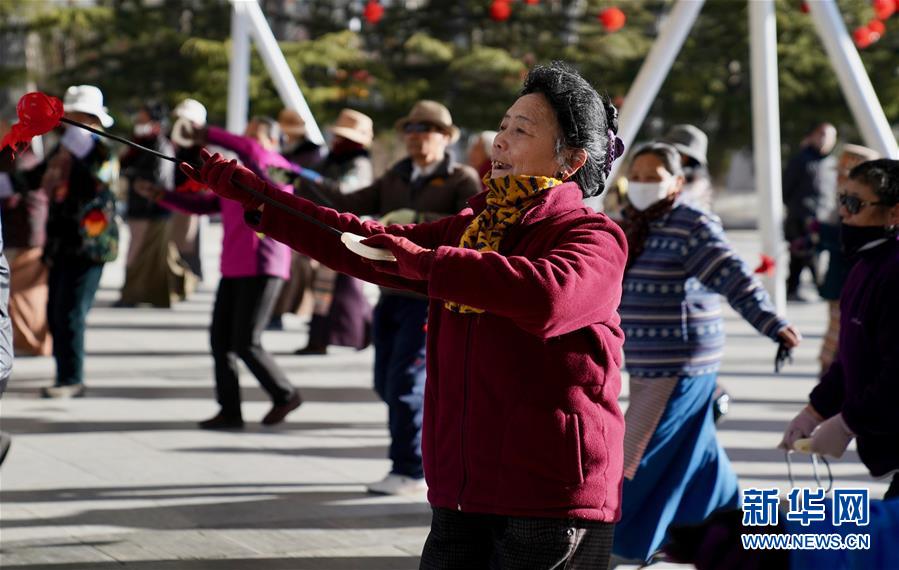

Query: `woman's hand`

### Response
(778, 405, 823, 450)
(180, 148, 266, 210)
(777, 324, 802, 348)
(361, 234, 434, 281)
(809, 414, 854, 458)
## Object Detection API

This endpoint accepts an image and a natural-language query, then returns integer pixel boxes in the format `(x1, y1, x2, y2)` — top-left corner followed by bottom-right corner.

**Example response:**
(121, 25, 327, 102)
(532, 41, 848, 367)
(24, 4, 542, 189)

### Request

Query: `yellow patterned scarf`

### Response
(445, 174, 562, 314)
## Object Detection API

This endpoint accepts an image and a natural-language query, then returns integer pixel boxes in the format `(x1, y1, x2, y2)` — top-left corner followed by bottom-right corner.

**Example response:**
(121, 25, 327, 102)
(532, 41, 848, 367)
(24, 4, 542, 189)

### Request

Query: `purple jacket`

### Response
(159, 191, 290, 280)
(247, 183, 628, 522)
(810, 237, 899, 477)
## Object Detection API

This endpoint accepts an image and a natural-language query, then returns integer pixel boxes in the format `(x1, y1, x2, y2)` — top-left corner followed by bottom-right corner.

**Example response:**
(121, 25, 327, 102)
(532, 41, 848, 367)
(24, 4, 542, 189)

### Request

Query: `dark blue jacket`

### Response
(810, 237, 899, 477)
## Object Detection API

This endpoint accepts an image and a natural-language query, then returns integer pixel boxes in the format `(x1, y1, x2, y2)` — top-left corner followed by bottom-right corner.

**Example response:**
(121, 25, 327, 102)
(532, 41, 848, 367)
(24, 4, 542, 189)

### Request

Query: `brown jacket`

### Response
(296, 154, 481, 222)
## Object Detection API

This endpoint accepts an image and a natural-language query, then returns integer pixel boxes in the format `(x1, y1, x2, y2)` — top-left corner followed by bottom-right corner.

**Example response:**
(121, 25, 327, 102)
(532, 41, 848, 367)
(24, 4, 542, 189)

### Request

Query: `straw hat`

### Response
(394, 100, 460, 143)
(63, 85, 114, 128)
(278, 108, 307, 139)
(329, 108, 374, 147)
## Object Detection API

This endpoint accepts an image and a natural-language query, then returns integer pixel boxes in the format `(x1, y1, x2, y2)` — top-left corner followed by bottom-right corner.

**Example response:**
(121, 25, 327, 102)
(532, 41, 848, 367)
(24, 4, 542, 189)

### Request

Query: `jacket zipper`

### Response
(456, 316, 475, 511)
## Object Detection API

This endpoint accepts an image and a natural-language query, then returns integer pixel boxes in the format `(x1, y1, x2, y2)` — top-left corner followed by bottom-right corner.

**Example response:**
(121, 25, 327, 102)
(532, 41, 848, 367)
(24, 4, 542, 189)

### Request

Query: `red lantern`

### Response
(363, 1, 384, 24)
(873, 0, 896, 21)
(525, 0, 540, 4)
(868, 19, 886, 35)
(800, 1, 809, 14)
(599, 7, 626, 32)
(853, 25, 876, 48)
(490, 0, 512, 22)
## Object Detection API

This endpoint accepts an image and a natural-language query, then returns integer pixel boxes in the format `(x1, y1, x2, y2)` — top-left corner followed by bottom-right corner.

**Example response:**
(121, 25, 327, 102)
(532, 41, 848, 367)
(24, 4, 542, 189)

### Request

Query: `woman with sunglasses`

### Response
(780, 159, 899, 499)
(184, 62, 628, 568)
(612, 142, 801, 563)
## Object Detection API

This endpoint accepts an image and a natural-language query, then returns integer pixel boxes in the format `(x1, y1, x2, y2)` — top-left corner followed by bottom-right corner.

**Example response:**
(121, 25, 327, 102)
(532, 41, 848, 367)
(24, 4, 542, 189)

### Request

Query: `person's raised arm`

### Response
(184, 150, 455, 293)
(206, 126, 257, 164)
(364, 215, 627, 339)
(684, 213, 793, 342)
(294, 173, 381, 216)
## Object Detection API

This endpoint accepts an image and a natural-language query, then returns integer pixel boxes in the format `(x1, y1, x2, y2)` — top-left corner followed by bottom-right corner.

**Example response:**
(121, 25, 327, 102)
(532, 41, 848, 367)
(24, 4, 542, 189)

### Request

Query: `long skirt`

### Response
(307, 268, 372, 349)
(8, 247, 52, 356)
(271, 252, 314, 319)
(613, 372, 739, 562)
(169, 211, 203, 281)
(119, 218, 195, 308)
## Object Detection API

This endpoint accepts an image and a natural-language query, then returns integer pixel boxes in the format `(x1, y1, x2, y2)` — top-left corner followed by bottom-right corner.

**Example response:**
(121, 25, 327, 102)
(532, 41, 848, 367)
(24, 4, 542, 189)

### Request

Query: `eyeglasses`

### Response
(403, 122, 442, 134)
(838, 192, 889, 215)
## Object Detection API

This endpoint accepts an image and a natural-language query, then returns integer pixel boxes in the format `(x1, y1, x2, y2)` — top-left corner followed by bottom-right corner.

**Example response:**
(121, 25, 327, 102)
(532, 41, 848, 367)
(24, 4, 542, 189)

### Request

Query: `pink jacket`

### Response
(159, 191, 290, 280)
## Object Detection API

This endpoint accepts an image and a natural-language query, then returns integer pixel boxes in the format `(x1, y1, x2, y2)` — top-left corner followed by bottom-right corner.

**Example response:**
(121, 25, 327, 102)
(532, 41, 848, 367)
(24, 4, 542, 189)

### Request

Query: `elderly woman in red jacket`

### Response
(185, 63, 628, 569)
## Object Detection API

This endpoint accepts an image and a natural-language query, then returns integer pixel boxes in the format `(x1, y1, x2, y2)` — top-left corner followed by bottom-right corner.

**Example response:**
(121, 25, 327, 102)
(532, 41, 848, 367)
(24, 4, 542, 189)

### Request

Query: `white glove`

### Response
(380, 208, 417, 226)
(778, 406, 823, 450)
(810, 414, 854, 458)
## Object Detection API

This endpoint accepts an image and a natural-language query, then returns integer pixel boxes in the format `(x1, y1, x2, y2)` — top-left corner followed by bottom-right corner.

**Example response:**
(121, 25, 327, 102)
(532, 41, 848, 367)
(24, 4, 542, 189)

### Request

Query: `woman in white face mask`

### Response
(612, 143, 801, 563)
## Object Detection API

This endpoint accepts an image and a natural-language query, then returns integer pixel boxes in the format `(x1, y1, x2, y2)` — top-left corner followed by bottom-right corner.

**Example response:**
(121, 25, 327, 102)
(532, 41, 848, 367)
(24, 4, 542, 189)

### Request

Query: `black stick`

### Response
(59, 117, 343, 238)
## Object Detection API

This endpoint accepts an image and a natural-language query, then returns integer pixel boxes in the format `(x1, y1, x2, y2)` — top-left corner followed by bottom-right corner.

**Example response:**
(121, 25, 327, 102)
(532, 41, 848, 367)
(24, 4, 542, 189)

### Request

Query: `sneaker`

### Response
(198, 412, 245, 430)
(261, 392, 302, 425)
(366, 473, 427, 496)
(40, 384, 86, 399)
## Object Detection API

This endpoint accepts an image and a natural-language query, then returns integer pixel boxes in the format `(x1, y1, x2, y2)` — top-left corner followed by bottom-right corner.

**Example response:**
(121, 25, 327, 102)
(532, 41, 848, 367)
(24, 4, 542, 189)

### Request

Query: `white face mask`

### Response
(627, 179, 673, 211)
(60, 125, 96, 159)
(133, 122, 156, 138)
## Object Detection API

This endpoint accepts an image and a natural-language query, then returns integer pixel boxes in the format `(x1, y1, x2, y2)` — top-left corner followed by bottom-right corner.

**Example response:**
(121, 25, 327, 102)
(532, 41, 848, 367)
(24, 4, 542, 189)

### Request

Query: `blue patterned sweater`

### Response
(620, 204, 787, 378)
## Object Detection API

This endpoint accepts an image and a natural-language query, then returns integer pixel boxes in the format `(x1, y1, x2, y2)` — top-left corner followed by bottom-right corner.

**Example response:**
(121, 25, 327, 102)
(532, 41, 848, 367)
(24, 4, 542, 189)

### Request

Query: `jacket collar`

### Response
(392, 153, 455, 184)
(466, 181, 586, 226)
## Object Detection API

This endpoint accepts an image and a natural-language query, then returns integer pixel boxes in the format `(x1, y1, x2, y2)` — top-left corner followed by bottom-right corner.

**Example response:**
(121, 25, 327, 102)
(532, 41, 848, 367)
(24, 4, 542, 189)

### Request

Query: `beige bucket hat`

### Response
(394, 100, 460, 143)
(329, 108, 374, 147)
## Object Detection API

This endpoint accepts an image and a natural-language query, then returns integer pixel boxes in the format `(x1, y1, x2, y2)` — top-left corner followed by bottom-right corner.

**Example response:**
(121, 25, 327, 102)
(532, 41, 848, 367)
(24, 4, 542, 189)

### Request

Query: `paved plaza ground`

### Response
(0, 221, 887, 569)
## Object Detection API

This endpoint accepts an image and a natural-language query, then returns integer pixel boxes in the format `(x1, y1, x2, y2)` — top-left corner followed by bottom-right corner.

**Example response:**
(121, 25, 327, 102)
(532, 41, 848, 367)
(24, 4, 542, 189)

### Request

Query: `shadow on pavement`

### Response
(0, 417, 385, 434)
(176, 445, 387, 460)
(0, 489, 431, 532)
(3, 385, 379, 403)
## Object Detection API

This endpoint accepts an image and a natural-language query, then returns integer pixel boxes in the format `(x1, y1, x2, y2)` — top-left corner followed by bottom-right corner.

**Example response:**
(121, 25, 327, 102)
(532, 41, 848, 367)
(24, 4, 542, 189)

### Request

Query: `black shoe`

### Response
(294, 345, 327, 356)
(112, 299, 136, 308)
(0, 432, 11, 466)
(261, 392, 302, 425)
(40, 384, 86, 399)
(198, 412, 244, 430)
(787, 292, 812, 303)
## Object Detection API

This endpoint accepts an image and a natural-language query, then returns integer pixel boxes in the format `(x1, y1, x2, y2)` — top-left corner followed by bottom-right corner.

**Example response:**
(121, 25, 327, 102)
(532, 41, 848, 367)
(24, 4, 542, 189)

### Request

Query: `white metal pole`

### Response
(806, 0, 898, 158)
(227, 1, 250, 134)
(749, 0, 786, 313)
(242, 0, 325, 145)
(605, 0, 705, 185)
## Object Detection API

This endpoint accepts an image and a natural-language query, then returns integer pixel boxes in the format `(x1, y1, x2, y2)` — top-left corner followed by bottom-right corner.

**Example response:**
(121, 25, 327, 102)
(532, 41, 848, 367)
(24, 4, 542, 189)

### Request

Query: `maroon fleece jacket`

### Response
(249, 181, 628, 521)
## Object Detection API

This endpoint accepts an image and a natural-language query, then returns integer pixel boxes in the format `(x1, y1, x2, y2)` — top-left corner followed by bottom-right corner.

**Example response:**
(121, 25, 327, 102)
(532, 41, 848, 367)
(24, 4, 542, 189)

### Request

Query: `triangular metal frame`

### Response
(605, 0, 897, 312)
